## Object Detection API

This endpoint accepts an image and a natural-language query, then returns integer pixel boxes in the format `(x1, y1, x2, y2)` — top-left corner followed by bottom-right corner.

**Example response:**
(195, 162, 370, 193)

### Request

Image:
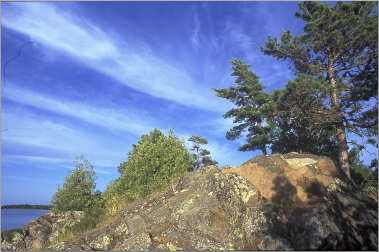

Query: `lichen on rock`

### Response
(2, 154, 377, 251)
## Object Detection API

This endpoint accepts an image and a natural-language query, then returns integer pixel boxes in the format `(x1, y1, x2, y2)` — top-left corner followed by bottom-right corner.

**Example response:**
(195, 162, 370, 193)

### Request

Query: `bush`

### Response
(66, 208, 104, 234)
(349, 146, 378, 191)
(51, 155, 100, 213)
(105, 129, 193, 206)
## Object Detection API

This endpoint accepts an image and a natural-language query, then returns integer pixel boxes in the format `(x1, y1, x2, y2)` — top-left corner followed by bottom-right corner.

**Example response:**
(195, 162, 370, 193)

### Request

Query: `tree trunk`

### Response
(328, 65, 351, 179)
(257, 121, 267, 155)
(261, 147, 267, 156)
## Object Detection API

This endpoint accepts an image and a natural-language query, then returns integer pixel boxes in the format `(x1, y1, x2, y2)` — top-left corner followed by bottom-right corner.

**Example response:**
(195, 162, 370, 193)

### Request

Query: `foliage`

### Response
(214, 60, 341, 162)
(51, 155, 99, 213)
(66, 208, 105, 235)
(269, 74, 341, 164)
(105, 129, 193, 206)
(103, 179, 130, 216)
(260, 1, 378, 179)
(349, 144, 378, 190)
(188, 135, 218, 169)
(214, 59, 272, 155)
(215, 2, 377, 179)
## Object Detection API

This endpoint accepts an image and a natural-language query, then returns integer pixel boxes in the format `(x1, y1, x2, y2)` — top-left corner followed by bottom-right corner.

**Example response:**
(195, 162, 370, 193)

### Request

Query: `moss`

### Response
(2, 228, 23, 242)
(104, 235, 111, 245)
(177, 198, 195, 214)
(115, 222, 129, 235)
(307, 164, 321, 175)
(166, 242, 179, 251)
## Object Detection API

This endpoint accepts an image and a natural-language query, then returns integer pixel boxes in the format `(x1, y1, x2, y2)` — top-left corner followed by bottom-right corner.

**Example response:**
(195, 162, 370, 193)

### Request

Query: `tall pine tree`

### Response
(261, 2, 378, 179)
(214, 59, 273, 155)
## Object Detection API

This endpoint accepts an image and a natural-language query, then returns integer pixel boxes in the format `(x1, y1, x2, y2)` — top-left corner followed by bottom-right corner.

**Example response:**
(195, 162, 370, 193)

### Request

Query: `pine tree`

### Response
(261, 2, 378, 179)
(213, 59, 273, 155)
(188, 136, 218, 169)
(214, 61, 340, 162)
(269, 74, 340, 161)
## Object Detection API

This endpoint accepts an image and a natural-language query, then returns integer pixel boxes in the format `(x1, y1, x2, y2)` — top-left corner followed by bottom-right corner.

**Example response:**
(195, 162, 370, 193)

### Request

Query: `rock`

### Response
(2, 211, 85, 251)
(2, 154, 377, 251)
(118, 232, 151, 250)
(228, 153, 339, 205)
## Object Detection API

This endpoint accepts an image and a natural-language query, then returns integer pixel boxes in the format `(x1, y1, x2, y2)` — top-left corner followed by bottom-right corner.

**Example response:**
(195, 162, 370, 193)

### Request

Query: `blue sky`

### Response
(1, 2, 376, 205)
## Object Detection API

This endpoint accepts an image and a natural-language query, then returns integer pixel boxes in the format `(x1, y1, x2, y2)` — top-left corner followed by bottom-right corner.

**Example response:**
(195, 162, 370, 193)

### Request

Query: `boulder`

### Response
(2, 153, 377, 251)
(1, 211, 85, 251)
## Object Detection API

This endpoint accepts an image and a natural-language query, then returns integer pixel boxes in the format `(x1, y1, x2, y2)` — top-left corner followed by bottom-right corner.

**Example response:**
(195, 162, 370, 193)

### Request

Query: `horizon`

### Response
(1, 1, 377, 205)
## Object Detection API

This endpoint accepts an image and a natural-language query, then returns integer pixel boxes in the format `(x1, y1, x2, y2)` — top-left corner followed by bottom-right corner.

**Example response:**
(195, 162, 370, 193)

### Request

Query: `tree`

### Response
(188, 135, 218, 169)
(261, 1, 378, 179)
(115, 128, 193, 200)
(214, 61, 340, 162)
(214, 59, 273, 155)
(349, 144, 378, 190)
(269, 74, 340, 162)
(51, 155, 97, 213)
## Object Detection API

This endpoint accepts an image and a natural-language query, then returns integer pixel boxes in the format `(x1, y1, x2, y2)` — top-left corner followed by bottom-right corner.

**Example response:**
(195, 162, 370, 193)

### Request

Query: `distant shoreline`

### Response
(2, 204, 51, 210)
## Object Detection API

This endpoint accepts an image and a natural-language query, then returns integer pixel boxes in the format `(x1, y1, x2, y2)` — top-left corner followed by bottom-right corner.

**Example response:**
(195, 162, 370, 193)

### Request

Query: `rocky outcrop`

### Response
(1, 211, 85, 251)
(2, 153, 378, 250)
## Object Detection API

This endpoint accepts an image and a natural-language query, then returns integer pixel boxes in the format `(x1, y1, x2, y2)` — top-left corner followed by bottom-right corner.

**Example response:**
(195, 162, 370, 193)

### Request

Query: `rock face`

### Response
(1, 211, 85, 251)
(2, 153, 378, 251)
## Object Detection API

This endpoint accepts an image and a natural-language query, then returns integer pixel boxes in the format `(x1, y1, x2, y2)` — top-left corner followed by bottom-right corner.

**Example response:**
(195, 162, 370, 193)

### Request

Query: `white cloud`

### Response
(191, 13, 200, 49)
(3, 2, 229, 113)
(5, 85, 155, 136)
(2, 109, 129, 172)
(223, 20, 260, 63)
(3, 154, 111, 175)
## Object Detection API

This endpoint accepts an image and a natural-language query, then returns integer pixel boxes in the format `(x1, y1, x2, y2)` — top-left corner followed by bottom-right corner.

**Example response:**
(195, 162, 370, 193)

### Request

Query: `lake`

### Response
(1, 209, 49, 231)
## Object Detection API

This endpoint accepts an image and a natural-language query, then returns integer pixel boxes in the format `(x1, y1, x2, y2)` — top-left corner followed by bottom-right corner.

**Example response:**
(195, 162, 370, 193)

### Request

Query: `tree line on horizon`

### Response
(1, 204, 51, 210)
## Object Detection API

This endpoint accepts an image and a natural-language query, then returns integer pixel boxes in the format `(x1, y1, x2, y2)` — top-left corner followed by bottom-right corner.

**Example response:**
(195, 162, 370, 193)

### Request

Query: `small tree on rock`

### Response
(116, 128, 193, 200)
(188, 135, 218, 170)
(51, 155, 97, 213)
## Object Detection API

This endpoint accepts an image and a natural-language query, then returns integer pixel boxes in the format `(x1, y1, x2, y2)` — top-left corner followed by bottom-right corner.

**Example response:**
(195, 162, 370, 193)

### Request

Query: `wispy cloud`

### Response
(2, 108, 129, 171)
(3, 154, 112, 175)
(3, 2, 229, 113)
(223, 20, 260, 64)
(191, 12, 200, 49)
(5, 85, 156, 136)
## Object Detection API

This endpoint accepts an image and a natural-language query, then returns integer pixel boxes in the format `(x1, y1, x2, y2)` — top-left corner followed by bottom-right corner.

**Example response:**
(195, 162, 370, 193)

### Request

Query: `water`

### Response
(1, 209, 49, 231)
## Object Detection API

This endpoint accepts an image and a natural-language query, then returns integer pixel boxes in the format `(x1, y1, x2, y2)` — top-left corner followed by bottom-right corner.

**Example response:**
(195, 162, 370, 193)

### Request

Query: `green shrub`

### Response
(349, 146, 378, 191)
(67, 209, 104, 234)
(51, 155, 100, 213)
(105, 129, 193, 205)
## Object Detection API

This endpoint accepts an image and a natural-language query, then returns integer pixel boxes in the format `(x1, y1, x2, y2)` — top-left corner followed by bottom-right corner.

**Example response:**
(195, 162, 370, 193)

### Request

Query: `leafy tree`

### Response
(214, 59, 273, 155)
(51, 155, 98, 213)
(261, 1, 378, 179)
(188, 135, 218, 169)
(114, 128, 193, 200)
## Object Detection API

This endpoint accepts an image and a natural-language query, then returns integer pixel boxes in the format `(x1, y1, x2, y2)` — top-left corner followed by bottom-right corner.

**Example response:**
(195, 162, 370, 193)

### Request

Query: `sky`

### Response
(1, 2, 376, 205)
